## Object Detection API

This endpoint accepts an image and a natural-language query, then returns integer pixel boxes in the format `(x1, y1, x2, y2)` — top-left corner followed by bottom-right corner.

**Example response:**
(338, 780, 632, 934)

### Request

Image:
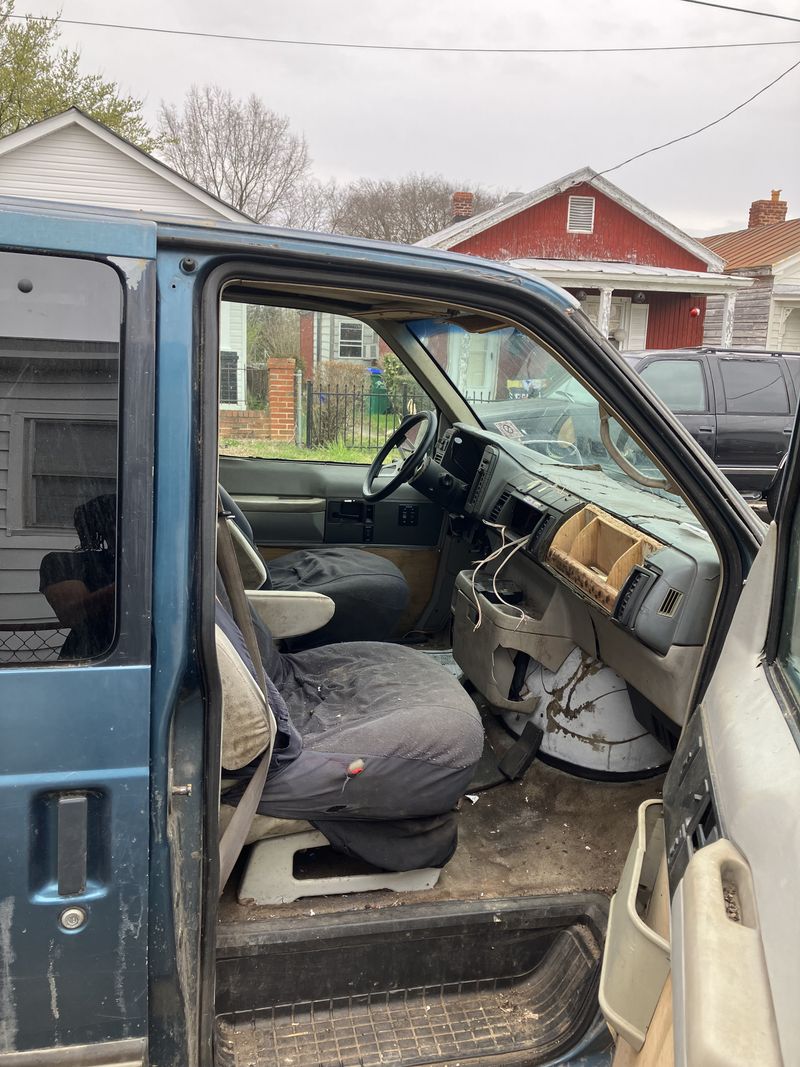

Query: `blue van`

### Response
(0, 199, 796, 1067)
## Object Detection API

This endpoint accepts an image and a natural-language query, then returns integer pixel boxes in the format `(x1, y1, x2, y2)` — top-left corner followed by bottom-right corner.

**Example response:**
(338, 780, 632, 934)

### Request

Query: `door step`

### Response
(215, 896, 609, 1066)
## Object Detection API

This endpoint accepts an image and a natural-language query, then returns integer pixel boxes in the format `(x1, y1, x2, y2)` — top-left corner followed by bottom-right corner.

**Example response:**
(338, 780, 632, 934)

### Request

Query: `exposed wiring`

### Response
(597, 52, 800, 176)
(5, 13, 800, 52)
(469, 522, 530, 632)
(491, 536, 534, 629)
(677, 0, 800, 24)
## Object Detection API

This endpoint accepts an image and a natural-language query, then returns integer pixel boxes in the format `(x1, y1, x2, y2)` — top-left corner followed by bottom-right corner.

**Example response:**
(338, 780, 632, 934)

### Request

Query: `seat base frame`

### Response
(238, 830, 442, 905)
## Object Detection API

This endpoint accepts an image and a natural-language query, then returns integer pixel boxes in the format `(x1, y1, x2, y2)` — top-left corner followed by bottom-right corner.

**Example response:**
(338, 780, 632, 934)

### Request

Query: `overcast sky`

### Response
(31, 0, 800, 236)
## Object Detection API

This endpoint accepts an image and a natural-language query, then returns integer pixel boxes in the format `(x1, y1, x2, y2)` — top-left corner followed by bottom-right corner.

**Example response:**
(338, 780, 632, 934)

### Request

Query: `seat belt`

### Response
(216, 495, 274, 894)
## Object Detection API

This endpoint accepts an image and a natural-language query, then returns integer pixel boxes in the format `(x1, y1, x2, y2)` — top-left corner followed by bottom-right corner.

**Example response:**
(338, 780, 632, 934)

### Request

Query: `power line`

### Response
(5, 12, 800, 54)
(678, 1, 800, 24)
(598, 53, 800, 176)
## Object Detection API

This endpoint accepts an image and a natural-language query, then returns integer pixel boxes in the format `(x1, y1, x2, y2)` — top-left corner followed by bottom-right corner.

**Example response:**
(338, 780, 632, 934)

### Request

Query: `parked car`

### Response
(3, 200, 797, 1067)
(476, 346, 800, 497)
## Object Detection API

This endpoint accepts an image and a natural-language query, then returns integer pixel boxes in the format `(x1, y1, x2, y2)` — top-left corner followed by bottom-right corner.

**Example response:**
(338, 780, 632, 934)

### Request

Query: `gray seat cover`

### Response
(219, 485, 410, 646)
(219, 587, 483, 870)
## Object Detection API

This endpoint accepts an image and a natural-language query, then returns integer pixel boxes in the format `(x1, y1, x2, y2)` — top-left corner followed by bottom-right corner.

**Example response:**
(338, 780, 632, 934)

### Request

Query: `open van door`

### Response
(0, 205, 155, 1063)
(602, 410, 800, 1064)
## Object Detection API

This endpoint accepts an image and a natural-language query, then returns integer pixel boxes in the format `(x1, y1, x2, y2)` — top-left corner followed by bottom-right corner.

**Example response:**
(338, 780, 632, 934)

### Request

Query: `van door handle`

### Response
(696, 427, 714, 434)
(57, 794, 88, 896)
(783, 427, 792, 435)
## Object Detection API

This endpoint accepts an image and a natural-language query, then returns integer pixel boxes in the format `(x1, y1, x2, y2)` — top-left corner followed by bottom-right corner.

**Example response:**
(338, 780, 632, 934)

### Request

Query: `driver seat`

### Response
(219, 486, 410, 648)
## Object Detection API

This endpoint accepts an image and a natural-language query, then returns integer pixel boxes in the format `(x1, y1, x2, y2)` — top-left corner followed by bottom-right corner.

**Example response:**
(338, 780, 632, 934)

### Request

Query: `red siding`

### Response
(645, 293, 706, 349)
(453, 183, 708, 272)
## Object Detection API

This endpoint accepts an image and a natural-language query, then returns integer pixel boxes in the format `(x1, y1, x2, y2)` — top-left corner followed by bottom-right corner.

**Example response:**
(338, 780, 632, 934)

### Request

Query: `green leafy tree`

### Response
(0, 2, 157, 150)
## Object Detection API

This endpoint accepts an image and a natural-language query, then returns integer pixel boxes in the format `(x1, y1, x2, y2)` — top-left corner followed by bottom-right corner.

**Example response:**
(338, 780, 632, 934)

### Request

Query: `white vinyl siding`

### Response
(0, 124, 228, 219)
(219, 303, 248, 409)
(567, 195, 595, 234)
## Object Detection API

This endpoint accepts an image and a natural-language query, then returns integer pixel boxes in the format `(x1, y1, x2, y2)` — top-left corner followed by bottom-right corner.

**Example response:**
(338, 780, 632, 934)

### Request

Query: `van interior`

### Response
(209, 278, 722, 1066)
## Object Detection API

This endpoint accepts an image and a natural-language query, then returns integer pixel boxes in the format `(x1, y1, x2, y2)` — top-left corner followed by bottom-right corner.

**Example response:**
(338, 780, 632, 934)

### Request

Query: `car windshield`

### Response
(407, 317, 686, 507)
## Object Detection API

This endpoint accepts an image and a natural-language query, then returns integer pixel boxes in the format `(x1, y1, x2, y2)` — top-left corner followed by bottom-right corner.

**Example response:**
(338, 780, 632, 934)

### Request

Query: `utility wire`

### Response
(597, 53, 800, 176)
(5, 13, 800, 53)
(678, 0, 800, 24)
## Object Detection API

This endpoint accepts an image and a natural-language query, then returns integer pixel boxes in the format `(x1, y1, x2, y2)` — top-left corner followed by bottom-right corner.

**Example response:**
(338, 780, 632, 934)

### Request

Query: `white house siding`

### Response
(219, 302, 248, 408)
(0, 124, 226, 219)
(766, 260, 800, 351)
(0, 359, 117, 635)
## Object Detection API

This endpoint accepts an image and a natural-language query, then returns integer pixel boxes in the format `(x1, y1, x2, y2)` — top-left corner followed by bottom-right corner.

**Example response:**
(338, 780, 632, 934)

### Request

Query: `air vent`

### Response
(613, 565, 656, 627)
(658, 588, 683, 618)
(528, 511, 556, 552)
(567, 195, 595, 233)
(467, 447, 499, 510)
(489, 488, 512, 521)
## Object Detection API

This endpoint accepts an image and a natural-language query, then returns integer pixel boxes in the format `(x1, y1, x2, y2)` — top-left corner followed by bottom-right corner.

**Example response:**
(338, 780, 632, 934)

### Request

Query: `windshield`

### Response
(408, 317, 682, 505)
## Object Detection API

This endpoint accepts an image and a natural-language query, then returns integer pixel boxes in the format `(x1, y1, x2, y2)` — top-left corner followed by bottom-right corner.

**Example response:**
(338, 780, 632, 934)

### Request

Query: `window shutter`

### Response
(567, 195, 595, 234)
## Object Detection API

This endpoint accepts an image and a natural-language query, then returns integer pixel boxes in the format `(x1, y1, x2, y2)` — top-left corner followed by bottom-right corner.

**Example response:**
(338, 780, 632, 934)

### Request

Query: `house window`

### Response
(25, 417, 117, 529)
(220, 350, 239, 404)
(338, 320, 364, 359)
(567, 195, 595, 234)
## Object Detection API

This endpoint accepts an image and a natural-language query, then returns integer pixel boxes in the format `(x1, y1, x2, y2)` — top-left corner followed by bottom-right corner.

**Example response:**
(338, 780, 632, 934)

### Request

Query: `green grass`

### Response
(219, 438, 375, 463)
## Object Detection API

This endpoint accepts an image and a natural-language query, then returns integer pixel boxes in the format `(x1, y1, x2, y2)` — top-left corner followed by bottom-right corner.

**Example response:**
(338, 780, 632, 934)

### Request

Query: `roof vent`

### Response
(658, 588, 683, 618)
(567, 195, 595, 234)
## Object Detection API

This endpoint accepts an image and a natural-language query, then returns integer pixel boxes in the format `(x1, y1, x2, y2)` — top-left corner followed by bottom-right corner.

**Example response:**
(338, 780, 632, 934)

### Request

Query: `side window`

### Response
(0, 251, 121, 665)
(639, 359, 707, 414)
(719, 358, 789, 415)
(218, 300, 434, 463)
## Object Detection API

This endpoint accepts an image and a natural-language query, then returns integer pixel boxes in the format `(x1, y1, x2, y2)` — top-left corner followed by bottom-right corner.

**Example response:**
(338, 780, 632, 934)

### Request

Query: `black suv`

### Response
(626, 348, 800, 496)
(476, 347, 800, 498)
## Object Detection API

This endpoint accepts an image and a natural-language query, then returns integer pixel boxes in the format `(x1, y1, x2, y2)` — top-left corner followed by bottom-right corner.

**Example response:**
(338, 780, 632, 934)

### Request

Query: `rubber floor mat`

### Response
(215, 927, 600, 1067)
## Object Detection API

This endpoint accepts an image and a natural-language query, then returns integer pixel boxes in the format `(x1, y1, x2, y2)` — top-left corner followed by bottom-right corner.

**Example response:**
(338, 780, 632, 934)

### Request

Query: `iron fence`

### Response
(303, 383, 493, 449)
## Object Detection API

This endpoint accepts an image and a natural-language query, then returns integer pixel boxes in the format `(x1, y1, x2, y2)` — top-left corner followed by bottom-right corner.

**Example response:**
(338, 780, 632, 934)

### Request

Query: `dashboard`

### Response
(432, 424, 719, 661)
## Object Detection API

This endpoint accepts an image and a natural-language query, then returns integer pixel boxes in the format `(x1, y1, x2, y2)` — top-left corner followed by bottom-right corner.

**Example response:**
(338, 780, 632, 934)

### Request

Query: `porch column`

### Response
(721, 292, 737, 348)
(597, 287, 614, 339)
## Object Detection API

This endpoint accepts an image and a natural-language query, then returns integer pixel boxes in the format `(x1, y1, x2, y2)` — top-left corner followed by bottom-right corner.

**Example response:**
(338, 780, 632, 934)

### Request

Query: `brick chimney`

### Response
(451, 191, 474, 223)
(748, 189, 788, 228)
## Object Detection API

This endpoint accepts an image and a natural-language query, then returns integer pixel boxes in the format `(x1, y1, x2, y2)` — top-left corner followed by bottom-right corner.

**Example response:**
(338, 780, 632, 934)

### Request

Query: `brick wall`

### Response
(267, 356, 297, 441)
(218, 409, 271, 440)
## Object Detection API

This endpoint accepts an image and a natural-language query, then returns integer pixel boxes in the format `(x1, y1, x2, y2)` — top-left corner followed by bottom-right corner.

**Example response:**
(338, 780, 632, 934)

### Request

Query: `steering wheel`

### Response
(362, 411, 438, 503)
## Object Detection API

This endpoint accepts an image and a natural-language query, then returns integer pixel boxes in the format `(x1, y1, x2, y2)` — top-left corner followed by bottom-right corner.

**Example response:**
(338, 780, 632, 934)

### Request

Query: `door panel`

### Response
(712, 358, 793, 492)
(219, 456, 445, 550)
(665, 526, 797, 1064)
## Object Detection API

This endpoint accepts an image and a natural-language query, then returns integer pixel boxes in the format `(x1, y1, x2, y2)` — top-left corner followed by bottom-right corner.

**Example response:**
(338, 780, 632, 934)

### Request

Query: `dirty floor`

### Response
(219, 744, 662, 925)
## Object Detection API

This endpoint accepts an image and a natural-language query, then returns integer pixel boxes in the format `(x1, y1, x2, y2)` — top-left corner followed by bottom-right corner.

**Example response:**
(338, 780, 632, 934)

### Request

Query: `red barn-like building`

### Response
(419, 167, 749, 353)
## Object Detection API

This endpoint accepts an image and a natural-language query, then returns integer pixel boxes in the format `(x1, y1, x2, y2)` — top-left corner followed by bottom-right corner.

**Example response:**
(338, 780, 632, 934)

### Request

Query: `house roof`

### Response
(417, 166, 724, 271)
(507, 258, 751, 294)
(701, 217, 800, 272)
(0, 107, 252, 223)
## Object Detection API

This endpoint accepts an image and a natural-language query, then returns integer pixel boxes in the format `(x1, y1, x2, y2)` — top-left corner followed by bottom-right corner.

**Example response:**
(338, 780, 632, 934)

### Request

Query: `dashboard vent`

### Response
(613, 565, 656, 627)
(467, 446, 498, 510)
(528, 511, 556, 552)
(658, 588, 683, 618)
(489, 487, 512, 522)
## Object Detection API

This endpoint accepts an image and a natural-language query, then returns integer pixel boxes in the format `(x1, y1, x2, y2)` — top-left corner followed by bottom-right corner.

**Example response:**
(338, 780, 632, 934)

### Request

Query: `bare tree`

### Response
(331, 173, 502, 244)
(246, 305, 302, 363)
(159, 85, 310, 223)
